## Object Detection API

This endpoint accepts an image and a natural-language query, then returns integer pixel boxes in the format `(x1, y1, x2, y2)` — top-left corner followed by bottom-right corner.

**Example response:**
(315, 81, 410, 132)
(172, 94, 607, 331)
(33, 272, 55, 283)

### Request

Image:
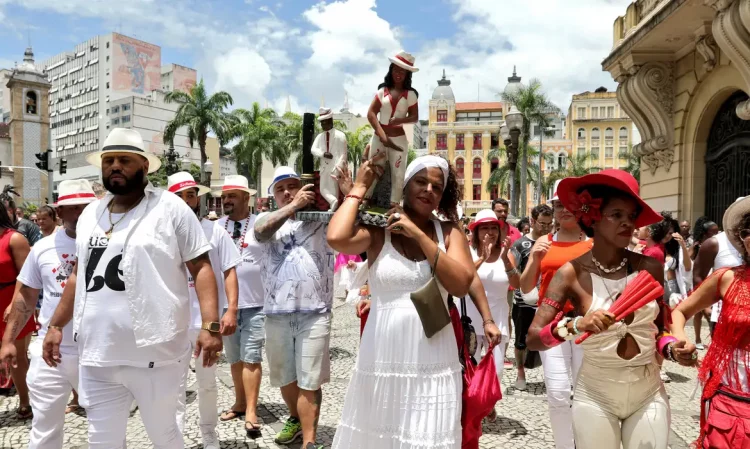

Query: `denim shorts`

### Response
(223, 307, 265, 364)
(265, 312, 331, 391)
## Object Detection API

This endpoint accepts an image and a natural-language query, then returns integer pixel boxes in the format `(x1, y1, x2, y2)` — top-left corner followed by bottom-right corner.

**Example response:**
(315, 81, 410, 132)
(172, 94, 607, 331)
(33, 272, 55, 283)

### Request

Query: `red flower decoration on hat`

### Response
(568, 190, 602, 227)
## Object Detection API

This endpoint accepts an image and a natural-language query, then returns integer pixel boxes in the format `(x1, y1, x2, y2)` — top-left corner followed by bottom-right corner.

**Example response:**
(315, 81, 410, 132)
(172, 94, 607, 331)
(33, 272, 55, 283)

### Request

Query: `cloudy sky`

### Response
(0, 0, 631, 118)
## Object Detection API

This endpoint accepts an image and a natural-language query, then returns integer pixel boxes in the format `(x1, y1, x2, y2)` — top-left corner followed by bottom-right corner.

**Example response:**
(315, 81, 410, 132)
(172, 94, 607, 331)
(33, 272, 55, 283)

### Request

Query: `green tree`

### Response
(407, 147, 418, 166)
(543, 152, 602, 201)
(147, 156, 202, 188)
(501, 79, 559, 216)
(345, 124, 373, 176)
(486, 146, 540, 200)
(621, 144, 641, 182)
(163, 79, 235, 189)
(230, 103, 284, 194)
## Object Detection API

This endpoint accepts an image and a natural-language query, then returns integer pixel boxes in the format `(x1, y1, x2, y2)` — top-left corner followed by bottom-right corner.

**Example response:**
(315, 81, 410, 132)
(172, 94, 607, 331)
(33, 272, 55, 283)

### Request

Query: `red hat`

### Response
(556, 169, 662, 228)
(468, 209, 502, 232)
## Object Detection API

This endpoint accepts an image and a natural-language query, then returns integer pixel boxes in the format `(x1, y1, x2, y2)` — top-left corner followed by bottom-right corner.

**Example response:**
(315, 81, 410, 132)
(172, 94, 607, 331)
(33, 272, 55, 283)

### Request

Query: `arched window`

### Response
(577, 128, 586, 139)
(619, 127, 628, 139)
(557, 152, 567, 168)
(473, 157, 482, 178)
(26, 91, 37, 115)
(455, 157, 464, 179)
(490, 157, 499, 171)
(591, 127, 600, 140)
(605, 127, 614, 139)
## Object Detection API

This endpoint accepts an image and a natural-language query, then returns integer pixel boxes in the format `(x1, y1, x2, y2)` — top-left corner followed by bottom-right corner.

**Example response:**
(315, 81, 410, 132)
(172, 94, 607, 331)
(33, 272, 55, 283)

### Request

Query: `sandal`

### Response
(219, 409, 246, 421)
(486, 409, 498, 423)
(65, 402, 80, 414)
(17, 405, 33, 420)
(245, 421, 262, 439)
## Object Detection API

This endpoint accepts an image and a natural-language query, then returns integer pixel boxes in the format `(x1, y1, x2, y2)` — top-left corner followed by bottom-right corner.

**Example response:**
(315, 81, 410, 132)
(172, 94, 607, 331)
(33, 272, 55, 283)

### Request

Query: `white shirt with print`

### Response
(17, 231, 77, 354)
(217, 215, 265, 309)
(188, 219, 242, 329)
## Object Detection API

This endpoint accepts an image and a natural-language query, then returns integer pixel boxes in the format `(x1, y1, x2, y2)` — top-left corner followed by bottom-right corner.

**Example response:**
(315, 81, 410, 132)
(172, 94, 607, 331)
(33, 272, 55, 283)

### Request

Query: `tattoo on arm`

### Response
(254, 206, 294, 242)
(6, 294, 35, 342)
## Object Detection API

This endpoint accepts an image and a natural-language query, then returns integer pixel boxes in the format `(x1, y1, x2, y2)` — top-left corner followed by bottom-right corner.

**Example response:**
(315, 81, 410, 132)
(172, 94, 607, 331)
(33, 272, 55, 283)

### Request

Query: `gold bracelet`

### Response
(49, 325, 63, 331)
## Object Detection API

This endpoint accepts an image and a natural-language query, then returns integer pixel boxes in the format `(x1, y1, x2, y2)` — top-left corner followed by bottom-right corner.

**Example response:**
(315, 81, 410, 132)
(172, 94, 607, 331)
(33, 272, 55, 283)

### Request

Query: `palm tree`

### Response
(501, 79, 559, 216)
(486, 146, 540, 200)
(230, 103, 284, 194)
(621, 144, 641, 182)
(345, 124, 373, 175)
(543, 152, 602, 201)
(163, 79, 235, 189)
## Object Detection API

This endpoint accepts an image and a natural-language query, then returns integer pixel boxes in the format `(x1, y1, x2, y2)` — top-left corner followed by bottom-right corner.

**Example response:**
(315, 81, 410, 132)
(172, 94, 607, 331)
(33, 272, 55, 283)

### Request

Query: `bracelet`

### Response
(49, 325, 63, 331)
(541, 297, 563, 311)
(482, 318, 495, 326)
(344, 194, 363, 204)
(540, 320, 564, 348)
(505, 266, 520, 276)
(657, 334, 678, 356)
(572, 316, 582, 335)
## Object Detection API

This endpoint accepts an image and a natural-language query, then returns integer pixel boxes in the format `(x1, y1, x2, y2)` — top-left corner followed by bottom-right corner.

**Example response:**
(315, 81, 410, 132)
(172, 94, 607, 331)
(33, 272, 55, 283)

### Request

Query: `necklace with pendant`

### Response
(105, 196, 143, 239)
(224, 215, 251, 249)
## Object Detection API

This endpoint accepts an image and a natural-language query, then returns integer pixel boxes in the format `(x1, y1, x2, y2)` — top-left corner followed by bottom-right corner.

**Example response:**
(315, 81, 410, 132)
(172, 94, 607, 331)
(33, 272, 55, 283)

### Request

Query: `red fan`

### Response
(575, 271, 664, 344)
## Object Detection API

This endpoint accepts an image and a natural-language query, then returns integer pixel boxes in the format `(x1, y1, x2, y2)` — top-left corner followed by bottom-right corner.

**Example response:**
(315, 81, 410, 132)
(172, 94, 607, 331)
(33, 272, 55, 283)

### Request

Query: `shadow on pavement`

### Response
(483, 415, 528, 438)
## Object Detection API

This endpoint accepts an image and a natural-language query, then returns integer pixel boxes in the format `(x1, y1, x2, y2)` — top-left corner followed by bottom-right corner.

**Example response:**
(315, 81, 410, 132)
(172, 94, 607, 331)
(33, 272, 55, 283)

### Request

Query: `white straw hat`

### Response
(221, 175, 257, 196)
(388, 50, 419, 72)
(53, 179, 97, 207)
(86, 128, 162, 174)
(318, 107, 333, 121)
(167, 171, 210, 196)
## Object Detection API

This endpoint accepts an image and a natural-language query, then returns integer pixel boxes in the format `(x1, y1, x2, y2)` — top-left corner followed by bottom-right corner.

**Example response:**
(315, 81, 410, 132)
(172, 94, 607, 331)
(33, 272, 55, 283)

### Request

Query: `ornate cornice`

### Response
(709, 0, 750, 119)
(616, 61, 675, 174)
(695, 33, 718, 72)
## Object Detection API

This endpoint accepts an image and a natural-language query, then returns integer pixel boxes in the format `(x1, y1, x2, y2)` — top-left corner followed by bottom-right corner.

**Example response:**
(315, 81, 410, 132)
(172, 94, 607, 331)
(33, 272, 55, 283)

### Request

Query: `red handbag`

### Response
(449, 298, 502, 449)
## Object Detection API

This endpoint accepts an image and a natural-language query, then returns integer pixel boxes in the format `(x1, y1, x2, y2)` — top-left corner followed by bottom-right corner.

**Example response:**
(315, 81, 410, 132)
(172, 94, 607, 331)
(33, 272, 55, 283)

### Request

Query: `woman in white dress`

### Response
(328, 155, 501, 448)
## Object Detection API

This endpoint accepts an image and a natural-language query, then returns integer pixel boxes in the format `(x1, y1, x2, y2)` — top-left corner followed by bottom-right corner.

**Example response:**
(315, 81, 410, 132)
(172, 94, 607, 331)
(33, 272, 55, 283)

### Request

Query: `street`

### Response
(0, 298, 704, 449)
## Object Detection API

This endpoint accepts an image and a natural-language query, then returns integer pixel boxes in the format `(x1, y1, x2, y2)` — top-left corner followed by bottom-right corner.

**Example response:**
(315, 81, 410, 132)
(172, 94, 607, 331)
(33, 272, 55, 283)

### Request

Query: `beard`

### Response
(103, 169, 146, 195)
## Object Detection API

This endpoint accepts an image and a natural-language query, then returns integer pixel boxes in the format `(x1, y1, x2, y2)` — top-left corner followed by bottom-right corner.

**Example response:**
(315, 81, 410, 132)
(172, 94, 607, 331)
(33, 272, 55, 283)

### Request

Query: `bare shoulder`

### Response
(440, 221, 464, 249)
(629, 251, 663, 281)
(9, 231, 28, 247)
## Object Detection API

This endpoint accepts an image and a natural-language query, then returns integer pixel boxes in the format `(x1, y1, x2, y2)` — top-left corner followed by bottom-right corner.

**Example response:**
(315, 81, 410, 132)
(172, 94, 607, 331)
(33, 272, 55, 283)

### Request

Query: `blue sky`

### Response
(0, 0, 632, 117)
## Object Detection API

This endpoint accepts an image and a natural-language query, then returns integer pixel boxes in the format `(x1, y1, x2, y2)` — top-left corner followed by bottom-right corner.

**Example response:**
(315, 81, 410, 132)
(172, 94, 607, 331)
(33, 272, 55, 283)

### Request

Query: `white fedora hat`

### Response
(221, 175, 257, 196)
(167, 171, 210, 197)
(388, 50, 419, 72)
(53, 179, 97, 207)
(268, 166, 300, 194)
(86, 128, 162, 174)
(549, 179, 563, 203)
(318, 107, 334, 121)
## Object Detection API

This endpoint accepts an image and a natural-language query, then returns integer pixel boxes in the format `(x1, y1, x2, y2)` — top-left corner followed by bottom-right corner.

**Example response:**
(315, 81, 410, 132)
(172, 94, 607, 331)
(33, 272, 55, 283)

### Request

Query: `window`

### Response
(473, 133, 482, 149)
(105, 108, 109, 115)
(437, 110, 447, 122)
(605, 147, 613, 158)
(112, 105, 119, 113)
(456, 134, 464, 150)
(577, 128, 586, 139)
(490, 157, 499, 171)
(619, 127, 628, 139)
(558, 153, 567, 168)
(25, 91, 38, 114)
(607, 106, 614, 118)
(455, 158, 464, 179)
(122, 115, 130, 123)
(591, 148, 599, 160)
(577, 147, 586, 157)
(619, 146, 628, 158)
(473, 185, 481, 201)
(591, 127, 600, 140)
(490, 133, 499, 148)
(473, 157, 482, 178)
(122, 104, 130, 111)
(605, 127, 614, 140)
(577, 107, 586, 119)
(437, 134, 447, 149)
(106, 82, 110, 89)
(112, 118, 120, 125)
(106, 56, 109, 62)
(106, 42, 110, 48)
(491, 185, 498, 199)
(592, 108, 599, 119)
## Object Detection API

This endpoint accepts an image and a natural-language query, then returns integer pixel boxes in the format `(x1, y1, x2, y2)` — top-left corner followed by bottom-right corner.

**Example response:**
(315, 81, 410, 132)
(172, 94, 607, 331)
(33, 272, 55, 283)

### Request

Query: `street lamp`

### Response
(537, 126, 556, 203)
(203, 159, 214, 215)
(505, 105, 523, 215)
(180, 159, 192, 172)
(163, 143, 179, 176)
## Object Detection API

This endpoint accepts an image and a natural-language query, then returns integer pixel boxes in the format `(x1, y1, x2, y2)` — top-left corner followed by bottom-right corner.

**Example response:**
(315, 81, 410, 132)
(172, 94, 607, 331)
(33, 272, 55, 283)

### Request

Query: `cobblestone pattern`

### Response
(0, 299, 708, 448)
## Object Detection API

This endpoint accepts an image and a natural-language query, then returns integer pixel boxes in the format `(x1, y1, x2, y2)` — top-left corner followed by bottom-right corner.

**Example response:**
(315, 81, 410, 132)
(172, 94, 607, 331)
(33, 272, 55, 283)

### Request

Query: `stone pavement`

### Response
(0, 299, 707, 448)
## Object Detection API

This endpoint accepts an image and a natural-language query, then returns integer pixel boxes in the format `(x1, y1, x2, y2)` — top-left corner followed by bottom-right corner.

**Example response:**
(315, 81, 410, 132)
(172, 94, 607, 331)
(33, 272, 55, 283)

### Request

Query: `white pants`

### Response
(319, 155, 342, 211)
(539, 341, 584, 449)
(177, 329, 218, 433)
(27, 345, 79, 449)
(365, 134, 409, 205)
(78, 358, 188, 449)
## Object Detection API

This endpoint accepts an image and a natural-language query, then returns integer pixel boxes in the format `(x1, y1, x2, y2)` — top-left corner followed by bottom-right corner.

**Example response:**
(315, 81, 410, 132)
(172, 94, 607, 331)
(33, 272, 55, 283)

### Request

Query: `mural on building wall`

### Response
(172, 65, 197, 93)
(149, 133, 165, 155)
(112, 33, 161, 95)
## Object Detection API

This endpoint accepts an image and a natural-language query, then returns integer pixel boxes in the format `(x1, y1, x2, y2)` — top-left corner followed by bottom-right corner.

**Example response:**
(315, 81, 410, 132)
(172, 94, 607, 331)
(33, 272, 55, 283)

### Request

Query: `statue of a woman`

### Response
(364, 50, 420, 208)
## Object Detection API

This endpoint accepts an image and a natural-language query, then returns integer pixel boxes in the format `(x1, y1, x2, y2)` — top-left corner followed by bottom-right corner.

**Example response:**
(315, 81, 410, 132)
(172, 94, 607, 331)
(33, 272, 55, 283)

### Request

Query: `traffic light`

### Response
(60, 158, 68, 175)
(35, 151, 48, 171)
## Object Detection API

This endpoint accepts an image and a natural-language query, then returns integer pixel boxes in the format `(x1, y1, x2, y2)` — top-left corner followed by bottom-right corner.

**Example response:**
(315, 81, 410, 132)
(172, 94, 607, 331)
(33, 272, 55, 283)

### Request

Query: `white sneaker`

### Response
(201, 430, 220, 449)
(695, 343, 705, 350)
(514, 378, 527, 391)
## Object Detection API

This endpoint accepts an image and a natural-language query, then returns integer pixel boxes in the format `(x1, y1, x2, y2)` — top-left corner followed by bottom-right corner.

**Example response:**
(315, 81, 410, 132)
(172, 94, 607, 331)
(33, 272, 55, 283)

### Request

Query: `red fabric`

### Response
(642, 243, 666, 264)
(359, 310, 369, 338)
(449, 300, 502, 449)
(702, 386, 750, 448)
(537, 237, 594, 313)
(0, 229, 35, 341)
(505, 224, 522, 245)
(698, 266, 750, 446)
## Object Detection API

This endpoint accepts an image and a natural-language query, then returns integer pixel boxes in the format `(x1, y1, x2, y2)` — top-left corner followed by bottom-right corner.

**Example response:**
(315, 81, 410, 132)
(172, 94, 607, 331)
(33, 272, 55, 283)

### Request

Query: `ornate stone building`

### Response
(603, 0, 750, 224)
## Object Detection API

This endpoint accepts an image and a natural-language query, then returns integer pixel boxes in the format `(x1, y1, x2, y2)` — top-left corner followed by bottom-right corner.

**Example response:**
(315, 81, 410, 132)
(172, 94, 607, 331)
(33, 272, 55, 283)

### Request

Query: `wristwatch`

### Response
(201, 322, 221, 333)
(556, 317, 575, 341)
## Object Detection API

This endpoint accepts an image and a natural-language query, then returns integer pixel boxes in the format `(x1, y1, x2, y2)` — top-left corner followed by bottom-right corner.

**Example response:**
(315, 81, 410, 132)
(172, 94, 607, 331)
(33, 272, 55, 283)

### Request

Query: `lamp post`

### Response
(203, 159, 214, 215)
(537, 126, 556, 203)
(505, 105, 523, 216)
(163, 143, 179, 176)
(180, 159, 192, 172)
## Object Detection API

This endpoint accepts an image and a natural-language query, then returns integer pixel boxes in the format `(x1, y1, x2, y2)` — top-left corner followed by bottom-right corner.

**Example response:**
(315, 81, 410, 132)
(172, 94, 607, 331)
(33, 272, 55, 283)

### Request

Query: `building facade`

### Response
(566, 88, 635, 170)
(603, 0, 750, 224)
(0, 69, 11, 123)
(37, 32, 196, 186)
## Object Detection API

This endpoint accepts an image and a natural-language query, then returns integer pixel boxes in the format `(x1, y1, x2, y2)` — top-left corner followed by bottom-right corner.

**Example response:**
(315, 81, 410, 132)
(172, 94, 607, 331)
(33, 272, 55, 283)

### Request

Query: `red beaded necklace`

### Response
(224, 215, 251, 249)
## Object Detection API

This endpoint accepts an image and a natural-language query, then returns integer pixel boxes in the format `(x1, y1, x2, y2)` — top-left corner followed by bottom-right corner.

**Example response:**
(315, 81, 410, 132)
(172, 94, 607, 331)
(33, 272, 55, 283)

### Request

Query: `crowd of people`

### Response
(0, 54, 749, 449)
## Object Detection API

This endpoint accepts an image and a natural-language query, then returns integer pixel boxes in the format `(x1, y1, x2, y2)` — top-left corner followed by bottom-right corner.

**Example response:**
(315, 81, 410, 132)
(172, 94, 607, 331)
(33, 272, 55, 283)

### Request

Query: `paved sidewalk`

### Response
(0, 299, 705, 448)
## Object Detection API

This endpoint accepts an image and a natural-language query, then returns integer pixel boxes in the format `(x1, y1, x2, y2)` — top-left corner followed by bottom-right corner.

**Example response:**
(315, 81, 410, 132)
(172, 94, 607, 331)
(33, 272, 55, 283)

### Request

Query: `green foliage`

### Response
(147, 156, 202, 188)
(407, 147, 418, 166)
(621, 144, 641, 182)
(485, 145, 540, 198)
(345, 124, 373, 176)
(21, 201, 38, 217)
(230, 103, 285, 193)
(542, 152, 602, 201)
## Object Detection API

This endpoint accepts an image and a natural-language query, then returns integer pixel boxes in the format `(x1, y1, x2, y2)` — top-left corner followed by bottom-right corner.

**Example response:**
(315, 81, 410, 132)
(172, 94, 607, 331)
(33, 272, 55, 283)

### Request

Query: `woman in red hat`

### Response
(526, 169, 670, 449)
(518, 180, 592, 449)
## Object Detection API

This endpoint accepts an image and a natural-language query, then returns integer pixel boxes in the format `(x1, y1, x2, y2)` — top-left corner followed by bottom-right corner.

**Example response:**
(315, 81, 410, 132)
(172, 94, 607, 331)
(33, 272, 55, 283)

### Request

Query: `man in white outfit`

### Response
(0, 179, 96, 449)
(40, 128, 223, 449)
(311, 107, 347, 211)
(169, 171, 242, 449)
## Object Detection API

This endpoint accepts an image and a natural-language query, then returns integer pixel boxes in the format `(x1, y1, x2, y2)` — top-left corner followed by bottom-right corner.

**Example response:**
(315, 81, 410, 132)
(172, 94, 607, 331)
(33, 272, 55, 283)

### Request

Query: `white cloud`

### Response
(213, 47, 272, 101)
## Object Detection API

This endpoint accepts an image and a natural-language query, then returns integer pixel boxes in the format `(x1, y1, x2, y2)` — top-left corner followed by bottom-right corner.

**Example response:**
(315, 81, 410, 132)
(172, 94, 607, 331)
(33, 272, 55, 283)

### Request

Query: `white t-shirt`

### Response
(78, 212, 190, 367)
(260, 220, 334, 314)
(217, 215, 264, 309)
(188, 219, 242, 329)
(17, 231, 77, 354)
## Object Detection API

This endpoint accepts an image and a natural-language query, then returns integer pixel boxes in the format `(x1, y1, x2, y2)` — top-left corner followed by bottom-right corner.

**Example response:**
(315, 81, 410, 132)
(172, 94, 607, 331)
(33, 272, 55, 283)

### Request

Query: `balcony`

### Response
(463, 200, 492, 211)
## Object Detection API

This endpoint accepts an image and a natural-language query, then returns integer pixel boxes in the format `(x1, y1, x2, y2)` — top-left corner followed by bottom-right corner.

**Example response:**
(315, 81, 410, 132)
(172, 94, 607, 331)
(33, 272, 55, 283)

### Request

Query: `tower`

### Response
(7, 47, 51, 203)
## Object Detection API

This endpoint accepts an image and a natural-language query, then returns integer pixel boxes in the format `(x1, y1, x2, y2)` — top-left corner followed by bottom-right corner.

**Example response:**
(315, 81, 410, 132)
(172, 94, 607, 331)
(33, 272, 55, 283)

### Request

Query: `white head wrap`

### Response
(404, 155, 449, 186)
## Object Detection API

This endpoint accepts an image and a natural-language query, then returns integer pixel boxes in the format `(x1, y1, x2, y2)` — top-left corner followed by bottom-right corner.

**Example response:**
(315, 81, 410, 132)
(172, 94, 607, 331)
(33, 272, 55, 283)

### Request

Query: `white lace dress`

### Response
(332, 222, 462, 449)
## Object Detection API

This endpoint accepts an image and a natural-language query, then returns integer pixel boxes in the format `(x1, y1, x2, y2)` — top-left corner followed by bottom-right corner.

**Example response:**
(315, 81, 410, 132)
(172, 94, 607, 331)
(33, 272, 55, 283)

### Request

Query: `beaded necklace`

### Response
(224, 215, 251, 249)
